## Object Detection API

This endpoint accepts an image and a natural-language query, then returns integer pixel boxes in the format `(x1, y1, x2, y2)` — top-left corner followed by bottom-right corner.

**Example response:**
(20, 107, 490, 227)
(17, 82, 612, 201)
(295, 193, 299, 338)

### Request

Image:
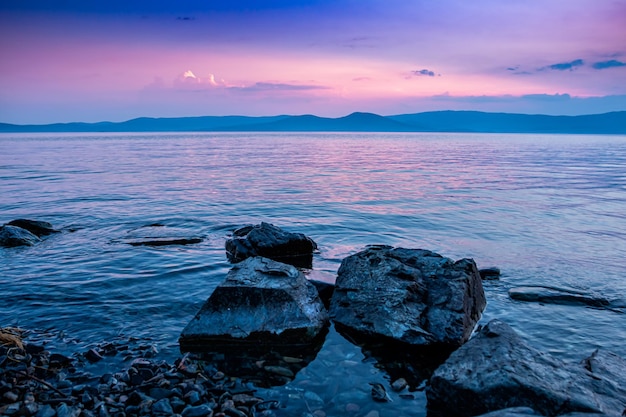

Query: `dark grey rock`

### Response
(152, 398, 174, 415)
(329, 245, 486, 347)
(427, 319, 626, 417)
(181, 404, 213, 417)
(478, 267, 501, 280)
(180, 256, 328, 349)
(35, 404, 56, 417)
(509, 285, 611, 308)
(0, 225, 41, 247)
(225, 222, 317, 268)
(127, 237, 203, 247)
(7, 219, 59, 237)
(472, 408, 539, 417)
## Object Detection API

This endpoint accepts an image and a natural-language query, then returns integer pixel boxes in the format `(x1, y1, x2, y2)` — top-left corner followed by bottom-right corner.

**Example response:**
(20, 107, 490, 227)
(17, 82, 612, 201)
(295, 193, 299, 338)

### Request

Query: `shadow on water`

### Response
(334, 323, 454, 390)
(179, 326, 328, 387)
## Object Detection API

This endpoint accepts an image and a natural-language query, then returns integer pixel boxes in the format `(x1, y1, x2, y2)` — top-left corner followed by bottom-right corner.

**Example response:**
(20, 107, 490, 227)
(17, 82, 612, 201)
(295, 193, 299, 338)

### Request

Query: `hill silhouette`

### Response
(1, 110, 624, 134)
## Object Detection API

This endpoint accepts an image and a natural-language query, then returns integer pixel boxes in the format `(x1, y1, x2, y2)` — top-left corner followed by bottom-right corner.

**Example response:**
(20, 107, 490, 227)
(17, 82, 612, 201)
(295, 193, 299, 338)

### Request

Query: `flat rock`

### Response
(329, 245, 486, 347)
(0, 225, 41, 247)
(225, 222, 317, 268)
(427, 319, 626, 417)
(7, 218, 59, 237)
(180, 256, 328, 349)
(509, 285, 611, 308)
(478, 267, 501, 280)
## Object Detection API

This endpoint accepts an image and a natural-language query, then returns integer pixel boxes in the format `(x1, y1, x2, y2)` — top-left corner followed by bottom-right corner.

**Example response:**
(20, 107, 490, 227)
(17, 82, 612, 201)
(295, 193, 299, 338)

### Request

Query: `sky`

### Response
(1, 0, 626, 124)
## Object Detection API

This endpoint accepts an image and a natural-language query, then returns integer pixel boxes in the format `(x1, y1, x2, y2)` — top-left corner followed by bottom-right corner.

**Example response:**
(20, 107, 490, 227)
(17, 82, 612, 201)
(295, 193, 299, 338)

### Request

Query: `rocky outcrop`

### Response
(509, 285, 611, 308)
(329, 245, 486, 347)
(180, 257, 328, 349)
(225, 222, 317, 268)
(6, 219, 59, 237)
(427, 319, 626, 417)
(0, 225, 41, 247)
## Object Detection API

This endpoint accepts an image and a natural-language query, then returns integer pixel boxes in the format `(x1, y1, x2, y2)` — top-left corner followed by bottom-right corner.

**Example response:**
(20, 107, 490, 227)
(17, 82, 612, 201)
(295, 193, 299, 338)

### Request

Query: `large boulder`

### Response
(225, 222, 317, 268)
(427, 319, 626, 417)
(6, 219, 59, 237)
(0, 225, 41, 247)
(329, 245, 486, 347)
(179, 257, 328, 349)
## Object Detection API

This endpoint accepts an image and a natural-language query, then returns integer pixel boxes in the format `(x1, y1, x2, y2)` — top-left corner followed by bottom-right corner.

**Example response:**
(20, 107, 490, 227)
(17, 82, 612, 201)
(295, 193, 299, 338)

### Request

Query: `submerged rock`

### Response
(329, 245, 486, 347)
(478, 267, 501, 280)
(7, 218, 59, 237)
(127, 237, 203, 246)
(225, 222, 317, 268)
(508, 285, 611, 308)
(180, 256, 328, 349)
(0, 224, 41, 247)
(427, 319, 626, 417)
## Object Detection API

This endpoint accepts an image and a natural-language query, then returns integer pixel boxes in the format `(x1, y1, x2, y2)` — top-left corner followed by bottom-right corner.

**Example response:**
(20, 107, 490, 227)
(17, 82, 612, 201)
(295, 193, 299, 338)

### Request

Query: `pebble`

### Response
(390, 377, 407, 392)
(0, 333, 271, 417)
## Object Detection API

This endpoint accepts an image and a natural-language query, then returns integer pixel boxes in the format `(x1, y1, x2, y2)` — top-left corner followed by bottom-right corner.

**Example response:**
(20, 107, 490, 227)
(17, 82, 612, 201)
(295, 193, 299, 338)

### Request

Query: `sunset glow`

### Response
(1, 0, 625, 124)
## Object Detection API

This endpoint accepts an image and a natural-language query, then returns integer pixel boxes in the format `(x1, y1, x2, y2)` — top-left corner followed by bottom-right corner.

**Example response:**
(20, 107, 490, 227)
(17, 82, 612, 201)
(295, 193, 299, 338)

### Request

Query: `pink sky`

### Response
(1, 0, 625, 124)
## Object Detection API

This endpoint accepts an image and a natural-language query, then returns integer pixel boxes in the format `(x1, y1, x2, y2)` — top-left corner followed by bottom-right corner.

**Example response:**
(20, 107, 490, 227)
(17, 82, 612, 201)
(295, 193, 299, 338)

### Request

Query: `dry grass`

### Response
(0, 327, 25, 350)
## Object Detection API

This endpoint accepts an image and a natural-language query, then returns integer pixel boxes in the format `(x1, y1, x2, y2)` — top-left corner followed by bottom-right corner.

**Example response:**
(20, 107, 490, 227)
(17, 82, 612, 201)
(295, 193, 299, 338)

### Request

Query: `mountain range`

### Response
(1, 110, 625, 134)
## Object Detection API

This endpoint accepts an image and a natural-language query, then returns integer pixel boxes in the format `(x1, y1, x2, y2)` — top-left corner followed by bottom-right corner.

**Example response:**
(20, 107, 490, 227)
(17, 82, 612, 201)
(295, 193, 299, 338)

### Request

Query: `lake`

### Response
(1, 132, 625, 416)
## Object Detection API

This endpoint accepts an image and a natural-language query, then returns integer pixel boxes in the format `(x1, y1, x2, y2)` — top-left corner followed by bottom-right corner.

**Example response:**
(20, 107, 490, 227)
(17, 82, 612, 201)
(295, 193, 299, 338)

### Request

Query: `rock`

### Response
(329, 245, 486, 347)
(181, 404, 213, 417)
(508, 285, 611, 308)
(127, 237, 203, 247)
(225, 222, 317, 268)
(427, 319, 626, 417)
(478, 267, 500, 280)
(7, 219, 59, 237)
(152, 398, 174, 415)
(180, 256, 328, 348)
(472, 408, 539, 417)
(0, 225, 41, 247)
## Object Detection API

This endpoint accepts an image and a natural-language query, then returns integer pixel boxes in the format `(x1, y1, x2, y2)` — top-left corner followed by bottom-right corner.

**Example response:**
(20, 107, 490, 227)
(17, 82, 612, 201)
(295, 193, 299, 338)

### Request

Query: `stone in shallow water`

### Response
(330, 245, 486, 347)
(7, 218, 59, 237)
(0, 225, 41, 247)
(180, 256, 328, 347)
(225, 222, 317, 268)
(508, 285, 611, 308)
(426, 319, 626, 417)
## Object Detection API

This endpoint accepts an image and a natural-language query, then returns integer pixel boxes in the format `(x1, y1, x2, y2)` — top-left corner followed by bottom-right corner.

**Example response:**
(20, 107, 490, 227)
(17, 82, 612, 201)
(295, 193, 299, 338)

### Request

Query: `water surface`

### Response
(2, 132, 625, 415)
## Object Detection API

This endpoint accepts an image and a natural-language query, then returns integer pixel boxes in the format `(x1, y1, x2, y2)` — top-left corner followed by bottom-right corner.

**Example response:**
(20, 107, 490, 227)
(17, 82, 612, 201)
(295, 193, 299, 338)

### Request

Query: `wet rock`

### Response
(127, 237, 203, 247)
(123, 223, 203, 247)
(0, 225, 41, 247)
(152, 398, 174, 414)
(181, 404, 213, 417)
(330, 245, 486, 347)
(508, 285, 611, 308)
(472, 408, 539, 417)
(427, 319, 626, 417)
(6, 219, 59, 237)
(225, 222, 317, 268)
(180, 256, 328, 348)
(478, 267, 500, 280)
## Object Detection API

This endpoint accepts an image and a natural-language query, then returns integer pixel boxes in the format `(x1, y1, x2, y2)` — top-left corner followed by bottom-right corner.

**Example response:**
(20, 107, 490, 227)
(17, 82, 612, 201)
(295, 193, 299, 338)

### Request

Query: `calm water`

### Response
(2, 132, 626, 415)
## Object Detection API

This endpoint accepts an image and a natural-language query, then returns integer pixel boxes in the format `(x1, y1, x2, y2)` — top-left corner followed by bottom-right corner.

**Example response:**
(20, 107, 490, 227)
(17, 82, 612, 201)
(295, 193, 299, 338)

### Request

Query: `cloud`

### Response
(232, 82, 329, 92)
(183, 70, 196, 79)
(592, 59, 626, 70)
(412, 69, 436, 77)
(541, 59, 584, 71)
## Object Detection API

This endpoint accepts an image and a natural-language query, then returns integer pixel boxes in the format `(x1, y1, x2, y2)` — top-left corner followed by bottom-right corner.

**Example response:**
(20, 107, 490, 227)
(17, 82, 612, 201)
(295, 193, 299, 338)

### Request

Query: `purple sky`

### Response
(1, 0, 625, 124)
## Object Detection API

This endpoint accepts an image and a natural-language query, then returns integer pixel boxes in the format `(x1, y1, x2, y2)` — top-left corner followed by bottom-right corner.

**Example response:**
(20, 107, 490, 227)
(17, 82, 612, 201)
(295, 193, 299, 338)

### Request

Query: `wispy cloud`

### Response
(407, 69, 438, 78)
(592, 59, 626, 70)
(232, 82, 329, 92)
(541, 59, 584, 71)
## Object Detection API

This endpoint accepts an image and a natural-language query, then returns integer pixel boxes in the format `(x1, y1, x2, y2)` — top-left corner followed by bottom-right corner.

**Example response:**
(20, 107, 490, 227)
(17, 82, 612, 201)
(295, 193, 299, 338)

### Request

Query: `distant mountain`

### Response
(1, 110, 624, 134)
